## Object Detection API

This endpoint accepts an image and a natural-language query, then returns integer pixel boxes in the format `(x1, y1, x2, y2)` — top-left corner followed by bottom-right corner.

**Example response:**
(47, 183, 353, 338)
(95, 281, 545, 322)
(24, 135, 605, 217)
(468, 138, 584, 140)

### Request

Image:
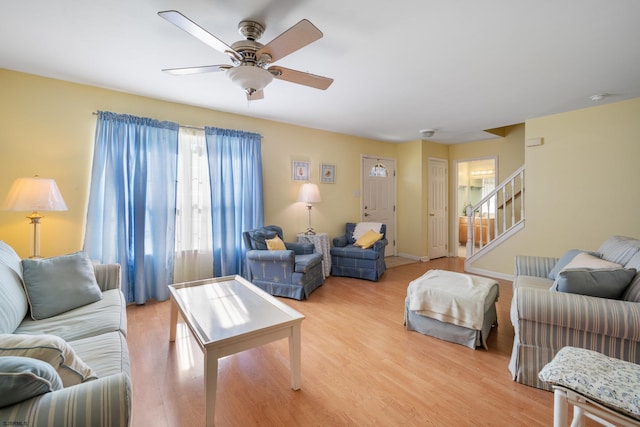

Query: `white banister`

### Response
(465, 165, 525, 263)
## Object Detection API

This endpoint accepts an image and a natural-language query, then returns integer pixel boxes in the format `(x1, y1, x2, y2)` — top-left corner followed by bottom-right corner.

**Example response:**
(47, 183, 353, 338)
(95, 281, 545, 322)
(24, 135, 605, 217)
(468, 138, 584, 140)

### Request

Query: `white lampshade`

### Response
(227, 65, 274, 92)
(2, 176, 67, 259)
(297, 183, 321, 204)
(2, 177, 68, 212)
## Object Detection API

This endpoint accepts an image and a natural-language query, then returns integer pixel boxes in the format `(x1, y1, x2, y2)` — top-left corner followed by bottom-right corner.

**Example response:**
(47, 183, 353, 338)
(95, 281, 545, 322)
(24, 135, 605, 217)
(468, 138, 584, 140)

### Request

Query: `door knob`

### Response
(364, 213, 370, 217)
(429, 213, 435, 216)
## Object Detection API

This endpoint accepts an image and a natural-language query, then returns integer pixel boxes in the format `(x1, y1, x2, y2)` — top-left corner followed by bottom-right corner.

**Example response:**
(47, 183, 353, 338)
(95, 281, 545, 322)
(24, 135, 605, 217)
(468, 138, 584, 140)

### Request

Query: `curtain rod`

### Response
(92, 112, 204, 130)
(91, 112, 262, 137)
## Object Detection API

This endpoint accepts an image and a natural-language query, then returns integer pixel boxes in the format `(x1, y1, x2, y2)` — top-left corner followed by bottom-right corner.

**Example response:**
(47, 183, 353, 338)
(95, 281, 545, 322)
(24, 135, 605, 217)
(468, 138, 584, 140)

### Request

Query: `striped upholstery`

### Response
(0, 247, 131, 427)
(514, 255, 559, 278)
(93, 263, 122, 292)
(15, 289, 127, 340)
(0, 373, 131, 427)
(0, 242, 28, 334)
(511, 286, 640, 389)
(510, 240, 640, 390)
(623, 273, 640, 302)
(598, 235, 640, 265)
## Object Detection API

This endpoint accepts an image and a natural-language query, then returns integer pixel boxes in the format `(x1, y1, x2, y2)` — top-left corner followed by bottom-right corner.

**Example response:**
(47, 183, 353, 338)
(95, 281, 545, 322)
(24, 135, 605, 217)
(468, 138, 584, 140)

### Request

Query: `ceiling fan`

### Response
(158, 10, 334, 100)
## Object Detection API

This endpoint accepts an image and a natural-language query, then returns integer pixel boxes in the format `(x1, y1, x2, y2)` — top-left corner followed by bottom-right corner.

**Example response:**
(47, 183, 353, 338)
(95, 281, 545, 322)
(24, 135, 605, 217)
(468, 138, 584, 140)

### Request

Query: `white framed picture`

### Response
(292, 161, 310, 181)
(320, 163, 336, 183)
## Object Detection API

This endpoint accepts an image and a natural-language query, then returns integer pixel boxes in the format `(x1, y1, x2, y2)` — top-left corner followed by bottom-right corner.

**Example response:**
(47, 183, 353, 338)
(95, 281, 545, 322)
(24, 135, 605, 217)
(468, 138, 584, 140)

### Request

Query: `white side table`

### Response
(297, 232, 331, 278)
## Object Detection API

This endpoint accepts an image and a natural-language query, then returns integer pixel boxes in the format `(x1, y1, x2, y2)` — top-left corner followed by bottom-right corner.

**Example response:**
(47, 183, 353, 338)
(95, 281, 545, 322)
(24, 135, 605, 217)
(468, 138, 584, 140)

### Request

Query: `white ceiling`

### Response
(2, 1, 639, 143)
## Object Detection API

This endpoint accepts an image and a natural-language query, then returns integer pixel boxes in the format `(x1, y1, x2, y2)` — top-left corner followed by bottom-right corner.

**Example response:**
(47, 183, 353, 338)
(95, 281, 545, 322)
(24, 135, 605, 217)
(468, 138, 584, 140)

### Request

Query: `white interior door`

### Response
(362, 156, 396, 257)
(428, 158, 448, 259)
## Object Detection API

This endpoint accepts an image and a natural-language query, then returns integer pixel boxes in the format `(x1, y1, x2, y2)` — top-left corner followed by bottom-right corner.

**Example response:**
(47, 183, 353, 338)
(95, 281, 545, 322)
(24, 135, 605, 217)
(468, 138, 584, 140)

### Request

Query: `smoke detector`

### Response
(589, 93, 608, 102)
(420, 129, 436, 138)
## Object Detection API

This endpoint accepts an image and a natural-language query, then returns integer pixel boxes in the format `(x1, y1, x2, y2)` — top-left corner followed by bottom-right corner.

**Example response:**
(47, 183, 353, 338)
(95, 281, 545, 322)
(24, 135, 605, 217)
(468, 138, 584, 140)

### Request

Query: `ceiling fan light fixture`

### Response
(227, 65, 274, 93)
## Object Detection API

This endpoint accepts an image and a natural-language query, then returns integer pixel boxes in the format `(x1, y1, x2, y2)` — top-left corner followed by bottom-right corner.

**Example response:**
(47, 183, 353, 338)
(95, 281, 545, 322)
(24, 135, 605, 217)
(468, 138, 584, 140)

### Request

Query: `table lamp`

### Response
(2, 176, 68, 258)
(297, 183, 321, 235)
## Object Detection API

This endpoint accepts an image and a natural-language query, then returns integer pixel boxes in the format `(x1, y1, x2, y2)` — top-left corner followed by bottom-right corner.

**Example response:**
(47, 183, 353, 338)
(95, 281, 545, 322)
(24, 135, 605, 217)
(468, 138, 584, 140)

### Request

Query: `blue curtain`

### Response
(204, 127, 264, 277)
(84, 111, 179, 304)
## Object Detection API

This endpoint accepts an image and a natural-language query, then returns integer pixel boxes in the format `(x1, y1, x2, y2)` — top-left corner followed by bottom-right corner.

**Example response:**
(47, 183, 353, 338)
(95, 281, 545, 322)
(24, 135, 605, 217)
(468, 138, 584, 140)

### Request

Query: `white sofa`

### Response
(0, 241, 131, 426)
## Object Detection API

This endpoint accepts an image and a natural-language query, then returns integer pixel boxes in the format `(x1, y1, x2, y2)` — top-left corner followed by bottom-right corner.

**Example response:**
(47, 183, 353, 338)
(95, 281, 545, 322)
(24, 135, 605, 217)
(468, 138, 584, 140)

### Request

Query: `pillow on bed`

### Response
(551, 268, 636, 299)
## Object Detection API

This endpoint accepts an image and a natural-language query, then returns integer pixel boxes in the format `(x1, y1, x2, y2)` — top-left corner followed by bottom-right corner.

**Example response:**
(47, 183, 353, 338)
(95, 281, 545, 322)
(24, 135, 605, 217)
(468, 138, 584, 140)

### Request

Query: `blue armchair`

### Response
(330, 223, 388, 281)
(242, 225, 324, 300)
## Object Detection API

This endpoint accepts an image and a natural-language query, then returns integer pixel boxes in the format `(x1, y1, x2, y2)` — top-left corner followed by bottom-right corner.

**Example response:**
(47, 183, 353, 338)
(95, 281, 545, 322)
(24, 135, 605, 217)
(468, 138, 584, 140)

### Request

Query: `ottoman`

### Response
(404, 270, 499, 349)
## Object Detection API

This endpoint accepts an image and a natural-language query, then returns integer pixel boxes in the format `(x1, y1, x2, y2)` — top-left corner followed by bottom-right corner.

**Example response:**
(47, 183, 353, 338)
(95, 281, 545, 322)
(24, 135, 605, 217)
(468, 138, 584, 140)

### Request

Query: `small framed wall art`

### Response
(292, 161, 310, 181)
(320, 163, 336, 183)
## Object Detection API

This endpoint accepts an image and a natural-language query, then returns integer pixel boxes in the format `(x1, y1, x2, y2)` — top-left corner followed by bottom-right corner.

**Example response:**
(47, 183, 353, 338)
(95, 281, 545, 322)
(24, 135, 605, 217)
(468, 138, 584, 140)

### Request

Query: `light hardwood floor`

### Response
(127, 258, 559, 426)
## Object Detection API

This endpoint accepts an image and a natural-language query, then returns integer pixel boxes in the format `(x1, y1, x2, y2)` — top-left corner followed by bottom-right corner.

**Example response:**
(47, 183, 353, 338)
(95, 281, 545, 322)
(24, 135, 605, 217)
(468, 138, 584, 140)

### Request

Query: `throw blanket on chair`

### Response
(408, 270, 498, 330)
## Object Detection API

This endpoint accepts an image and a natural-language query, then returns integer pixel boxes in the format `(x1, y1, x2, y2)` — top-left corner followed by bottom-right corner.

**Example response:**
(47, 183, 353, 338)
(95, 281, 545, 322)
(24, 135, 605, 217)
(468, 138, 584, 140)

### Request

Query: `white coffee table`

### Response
(169, 275, 305, 426)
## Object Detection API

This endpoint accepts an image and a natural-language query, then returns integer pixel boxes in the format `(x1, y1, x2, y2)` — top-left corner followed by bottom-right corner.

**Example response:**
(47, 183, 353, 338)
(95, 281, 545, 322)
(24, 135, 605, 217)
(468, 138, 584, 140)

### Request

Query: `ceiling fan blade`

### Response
(162, 65, 231, 75)
(247, 89, 265, 101)
(269, 66, 333, 90)
(158, 10, 240, 60)
(256, 19, 322, 63)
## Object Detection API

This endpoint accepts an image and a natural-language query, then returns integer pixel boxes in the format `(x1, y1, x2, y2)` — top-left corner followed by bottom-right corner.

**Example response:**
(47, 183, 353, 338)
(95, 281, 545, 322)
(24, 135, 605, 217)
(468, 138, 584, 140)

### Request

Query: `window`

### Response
(370, 162, 388, 177)
(174, 127, 213, 282)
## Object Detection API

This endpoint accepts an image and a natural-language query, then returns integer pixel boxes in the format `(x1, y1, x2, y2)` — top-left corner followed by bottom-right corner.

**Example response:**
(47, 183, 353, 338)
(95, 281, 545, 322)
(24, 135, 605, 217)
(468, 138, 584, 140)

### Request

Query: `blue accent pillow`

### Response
(0, 356, 63, 407)
(21, 251, 102, 320)
(553, 268, 636, 299)
(548, 249, 600, 280)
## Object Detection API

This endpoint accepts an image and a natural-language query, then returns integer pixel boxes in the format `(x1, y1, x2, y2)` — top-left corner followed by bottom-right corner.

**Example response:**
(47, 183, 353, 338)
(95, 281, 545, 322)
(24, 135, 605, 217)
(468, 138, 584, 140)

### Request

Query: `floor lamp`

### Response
(2, 176, 68, 258)
(297, 183, 321, 235)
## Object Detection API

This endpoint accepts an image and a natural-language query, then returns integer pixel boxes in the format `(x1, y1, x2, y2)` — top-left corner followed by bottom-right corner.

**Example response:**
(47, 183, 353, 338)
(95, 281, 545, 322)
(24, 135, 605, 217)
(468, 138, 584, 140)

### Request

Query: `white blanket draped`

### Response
(408, 270, 498, 330)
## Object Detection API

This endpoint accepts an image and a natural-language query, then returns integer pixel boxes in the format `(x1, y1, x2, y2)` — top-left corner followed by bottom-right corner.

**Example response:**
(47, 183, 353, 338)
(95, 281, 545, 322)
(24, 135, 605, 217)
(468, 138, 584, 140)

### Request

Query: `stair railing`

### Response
(465, 165, 525, 261)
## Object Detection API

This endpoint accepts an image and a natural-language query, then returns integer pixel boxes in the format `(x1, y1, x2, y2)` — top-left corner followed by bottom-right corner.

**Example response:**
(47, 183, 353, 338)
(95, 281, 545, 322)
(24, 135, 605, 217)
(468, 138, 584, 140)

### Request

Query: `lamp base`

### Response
(27, 212, 43, 259)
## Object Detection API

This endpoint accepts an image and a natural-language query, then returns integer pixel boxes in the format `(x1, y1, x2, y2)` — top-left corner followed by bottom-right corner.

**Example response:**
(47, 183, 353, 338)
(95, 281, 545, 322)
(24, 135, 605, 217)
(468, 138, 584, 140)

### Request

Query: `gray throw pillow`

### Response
(252, 230, 278, 250)
(548, 249, 600, 280)
(552, 268, 636, 299)
(21, 251, 102, 320)
(0, 356, 63, 407)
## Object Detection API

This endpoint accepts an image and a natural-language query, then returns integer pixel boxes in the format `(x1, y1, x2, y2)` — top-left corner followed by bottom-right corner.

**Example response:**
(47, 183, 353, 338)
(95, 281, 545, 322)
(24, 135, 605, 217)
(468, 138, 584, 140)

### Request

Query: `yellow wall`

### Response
(473, 98, 640, 275)
(449, 124, 525, 185)
(0, 69, 397, 258)
(8, 68, 632, 277)
(448, 124, 525, 259)
(396, 140, 423, 257)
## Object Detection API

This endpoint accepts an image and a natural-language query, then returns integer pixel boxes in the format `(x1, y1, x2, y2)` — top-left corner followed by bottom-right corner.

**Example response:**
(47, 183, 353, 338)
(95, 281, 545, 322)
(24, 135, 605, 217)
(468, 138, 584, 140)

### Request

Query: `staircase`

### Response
(464, 165, 525, 269)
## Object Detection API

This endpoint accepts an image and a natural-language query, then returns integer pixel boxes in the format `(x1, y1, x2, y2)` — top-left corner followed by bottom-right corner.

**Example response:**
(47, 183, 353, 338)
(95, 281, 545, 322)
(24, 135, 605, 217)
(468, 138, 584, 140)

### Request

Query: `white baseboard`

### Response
(464, 265, 514, 281)
(394, 253, 421, 261)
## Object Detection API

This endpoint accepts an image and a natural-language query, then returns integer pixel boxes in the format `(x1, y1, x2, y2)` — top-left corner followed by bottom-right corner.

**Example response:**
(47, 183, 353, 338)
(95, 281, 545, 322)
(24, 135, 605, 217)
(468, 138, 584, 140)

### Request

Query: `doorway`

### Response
(428, 158, 448, 259)
(455, 157, 497, 257)
(362, 155, 396, 257)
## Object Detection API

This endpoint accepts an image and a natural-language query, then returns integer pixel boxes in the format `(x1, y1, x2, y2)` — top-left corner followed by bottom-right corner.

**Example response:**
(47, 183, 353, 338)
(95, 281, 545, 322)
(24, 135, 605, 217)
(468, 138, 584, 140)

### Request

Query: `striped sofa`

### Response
(0, 241, 131, 426)
(508, 236, 640, 390)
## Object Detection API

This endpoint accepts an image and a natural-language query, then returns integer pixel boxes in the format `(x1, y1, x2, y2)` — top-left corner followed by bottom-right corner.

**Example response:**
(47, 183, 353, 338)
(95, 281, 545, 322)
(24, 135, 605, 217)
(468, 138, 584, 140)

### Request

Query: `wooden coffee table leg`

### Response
(205, 349, 219, 427)
(288, 323, 302, 390)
